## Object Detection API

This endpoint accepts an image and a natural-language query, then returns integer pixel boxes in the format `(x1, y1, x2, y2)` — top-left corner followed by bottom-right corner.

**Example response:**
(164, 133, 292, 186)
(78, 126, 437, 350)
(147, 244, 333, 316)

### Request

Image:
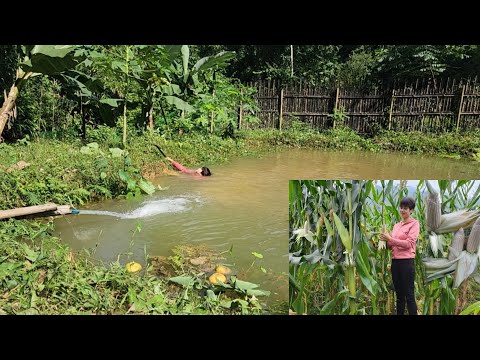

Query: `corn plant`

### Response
(290, 179, 480, 315)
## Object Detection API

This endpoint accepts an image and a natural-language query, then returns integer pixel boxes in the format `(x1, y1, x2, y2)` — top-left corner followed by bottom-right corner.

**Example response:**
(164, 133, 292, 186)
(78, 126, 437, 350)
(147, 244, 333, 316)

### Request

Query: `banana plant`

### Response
(0, 45, 124, 141)
(165, 46, 235, 124)
(0, 45, 81, 139)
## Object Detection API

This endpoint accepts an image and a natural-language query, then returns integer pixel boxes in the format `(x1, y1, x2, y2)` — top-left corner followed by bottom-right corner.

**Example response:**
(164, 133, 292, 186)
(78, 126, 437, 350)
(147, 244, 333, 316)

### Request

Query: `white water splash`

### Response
(78, 197, 195, 219)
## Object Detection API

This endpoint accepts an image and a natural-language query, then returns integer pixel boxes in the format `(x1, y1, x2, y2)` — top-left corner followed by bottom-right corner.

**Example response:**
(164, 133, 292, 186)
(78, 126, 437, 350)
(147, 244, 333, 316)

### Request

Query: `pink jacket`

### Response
(387, 218, 420, 259)
(170, 160, 196, 175)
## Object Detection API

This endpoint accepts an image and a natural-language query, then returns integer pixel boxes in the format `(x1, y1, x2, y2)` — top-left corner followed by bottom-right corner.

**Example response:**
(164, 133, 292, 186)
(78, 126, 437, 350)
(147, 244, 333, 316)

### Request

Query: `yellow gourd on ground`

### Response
(215, 265, 231, 275)
(208, 272, 227, 285)
(126, 261, 142, 273)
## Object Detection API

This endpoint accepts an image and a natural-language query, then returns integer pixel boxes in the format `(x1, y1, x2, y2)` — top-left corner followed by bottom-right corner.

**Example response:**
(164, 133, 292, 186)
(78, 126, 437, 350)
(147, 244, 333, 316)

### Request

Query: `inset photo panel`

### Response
(289, 180, 480, 315)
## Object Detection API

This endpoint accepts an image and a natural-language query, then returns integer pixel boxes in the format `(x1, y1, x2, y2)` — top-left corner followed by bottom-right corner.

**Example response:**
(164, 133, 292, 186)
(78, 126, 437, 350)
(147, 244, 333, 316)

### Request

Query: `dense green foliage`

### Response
(197, 45, 480, 85)
(0, 45, 18, 93)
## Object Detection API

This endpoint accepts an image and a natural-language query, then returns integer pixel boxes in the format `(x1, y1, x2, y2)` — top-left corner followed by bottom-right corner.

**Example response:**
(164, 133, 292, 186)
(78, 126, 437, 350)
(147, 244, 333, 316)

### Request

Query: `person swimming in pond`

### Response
(165, 157, 212, 176)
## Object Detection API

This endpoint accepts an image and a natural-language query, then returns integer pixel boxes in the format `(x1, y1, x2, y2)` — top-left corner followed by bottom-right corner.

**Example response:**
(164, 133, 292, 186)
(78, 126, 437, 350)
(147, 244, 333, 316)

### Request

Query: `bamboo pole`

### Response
(278, 88, 284, 130)
(457, 85, 466, 131)
(388, 90, 395, 130)
(0, 203, 58, 220)
(333, 87, 339, 129)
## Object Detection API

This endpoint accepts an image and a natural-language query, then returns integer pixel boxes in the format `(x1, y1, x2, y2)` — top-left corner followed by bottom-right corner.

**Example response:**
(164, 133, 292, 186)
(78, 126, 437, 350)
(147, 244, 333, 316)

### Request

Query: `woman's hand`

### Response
(380, 231, 391, 242)
(165, 157, 173, 162)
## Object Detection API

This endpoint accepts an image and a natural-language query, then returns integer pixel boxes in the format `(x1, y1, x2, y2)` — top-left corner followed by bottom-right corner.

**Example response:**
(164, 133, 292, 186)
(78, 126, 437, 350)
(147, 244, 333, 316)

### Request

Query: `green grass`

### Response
(0, 219, 270, 315)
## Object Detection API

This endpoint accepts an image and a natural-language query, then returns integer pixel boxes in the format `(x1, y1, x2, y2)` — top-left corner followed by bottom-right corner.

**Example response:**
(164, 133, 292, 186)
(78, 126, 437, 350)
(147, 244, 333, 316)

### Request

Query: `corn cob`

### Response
(425, 192, 442, 232)
(466, 217, 480, 253)
(435, 209, 480, 234)
(448, 228, 466, 260)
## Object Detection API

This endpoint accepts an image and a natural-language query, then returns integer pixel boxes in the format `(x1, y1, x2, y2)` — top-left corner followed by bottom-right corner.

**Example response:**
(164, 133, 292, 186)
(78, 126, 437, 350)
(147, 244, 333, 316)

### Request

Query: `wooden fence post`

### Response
(456, 85, 466, 131)
(333, 87, 339, 129)
(388, 90, 395, 131)
(278, 88, 284, 130)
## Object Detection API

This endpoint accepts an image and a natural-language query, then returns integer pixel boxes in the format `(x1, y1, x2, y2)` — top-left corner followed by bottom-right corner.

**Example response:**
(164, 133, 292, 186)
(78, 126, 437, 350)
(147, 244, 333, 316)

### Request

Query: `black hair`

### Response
(201, 167, 212, 176)
(400, 197, 415, 210)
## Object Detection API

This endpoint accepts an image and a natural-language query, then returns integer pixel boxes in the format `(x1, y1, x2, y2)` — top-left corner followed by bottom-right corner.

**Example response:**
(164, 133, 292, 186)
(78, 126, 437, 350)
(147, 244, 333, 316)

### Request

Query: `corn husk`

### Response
(466, 219, 480, 253)
(424, 251, 461, 282)
(426, 193, 442, 232)
(426, 263, 457, 282)
(448, 228, 466, 260)
(454, 251, 478, 288)
(423, 256, 461, 271)
(377, 240, 386, 250)
(429, 233, 441, 257)
(435, 209, 480, 234)
(425, 180, 437, 195)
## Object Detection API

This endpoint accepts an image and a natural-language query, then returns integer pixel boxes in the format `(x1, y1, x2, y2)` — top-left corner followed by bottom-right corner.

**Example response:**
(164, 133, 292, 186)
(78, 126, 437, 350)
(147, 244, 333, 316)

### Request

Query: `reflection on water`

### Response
(53, 148, 479, 308)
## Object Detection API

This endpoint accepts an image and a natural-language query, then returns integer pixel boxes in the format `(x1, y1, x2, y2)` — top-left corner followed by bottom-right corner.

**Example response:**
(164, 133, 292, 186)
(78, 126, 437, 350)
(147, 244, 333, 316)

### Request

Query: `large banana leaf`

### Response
(193, 51, 236, 72)
(164, 96, 194, 112)
(20, 45, 78, 76)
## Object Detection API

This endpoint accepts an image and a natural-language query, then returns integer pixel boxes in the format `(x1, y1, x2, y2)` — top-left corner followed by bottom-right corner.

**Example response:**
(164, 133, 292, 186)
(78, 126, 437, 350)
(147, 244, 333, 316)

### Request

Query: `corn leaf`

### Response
(333, 212, 352, 252)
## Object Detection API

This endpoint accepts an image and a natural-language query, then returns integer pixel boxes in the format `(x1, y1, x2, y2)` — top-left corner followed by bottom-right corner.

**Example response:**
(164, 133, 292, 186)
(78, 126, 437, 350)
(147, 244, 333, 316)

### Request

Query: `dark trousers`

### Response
(391, 258, 417, 315)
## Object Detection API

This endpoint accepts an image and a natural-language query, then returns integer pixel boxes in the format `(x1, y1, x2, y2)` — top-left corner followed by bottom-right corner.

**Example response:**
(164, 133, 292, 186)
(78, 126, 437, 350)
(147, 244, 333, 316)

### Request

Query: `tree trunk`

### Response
(81, 98, 86, 141)
(0, 84, 20, 140)
(149, 105, 154, 129)
(159, 100, 168, 127)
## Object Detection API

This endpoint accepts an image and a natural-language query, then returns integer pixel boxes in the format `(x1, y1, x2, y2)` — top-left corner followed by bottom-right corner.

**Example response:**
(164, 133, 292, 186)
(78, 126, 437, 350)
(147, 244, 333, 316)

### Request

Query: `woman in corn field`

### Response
(380, 197, 420, 315)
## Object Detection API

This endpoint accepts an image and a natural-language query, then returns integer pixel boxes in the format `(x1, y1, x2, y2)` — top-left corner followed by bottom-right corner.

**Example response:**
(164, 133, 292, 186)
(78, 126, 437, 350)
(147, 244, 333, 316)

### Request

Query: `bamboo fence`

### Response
(243, 77, 480, 133)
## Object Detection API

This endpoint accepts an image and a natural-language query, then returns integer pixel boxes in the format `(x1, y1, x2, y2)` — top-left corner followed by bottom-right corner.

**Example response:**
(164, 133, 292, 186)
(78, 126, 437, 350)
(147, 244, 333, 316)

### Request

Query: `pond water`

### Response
(53, 148, 479, 309)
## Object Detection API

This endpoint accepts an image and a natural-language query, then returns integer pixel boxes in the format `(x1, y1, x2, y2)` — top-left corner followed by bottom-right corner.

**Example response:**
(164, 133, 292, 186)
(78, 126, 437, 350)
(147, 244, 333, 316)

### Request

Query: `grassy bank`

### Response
(0, 219, 271, 315)
(244, 124, 480, 160)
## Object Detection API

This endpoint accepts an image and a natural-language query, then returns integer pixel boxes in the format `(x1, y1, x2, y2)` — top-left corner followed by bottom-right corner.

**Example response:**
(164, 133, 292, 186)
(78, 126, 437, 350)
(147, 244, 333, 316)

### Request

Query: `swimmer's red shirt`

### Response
(170, 160, 196, 175)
